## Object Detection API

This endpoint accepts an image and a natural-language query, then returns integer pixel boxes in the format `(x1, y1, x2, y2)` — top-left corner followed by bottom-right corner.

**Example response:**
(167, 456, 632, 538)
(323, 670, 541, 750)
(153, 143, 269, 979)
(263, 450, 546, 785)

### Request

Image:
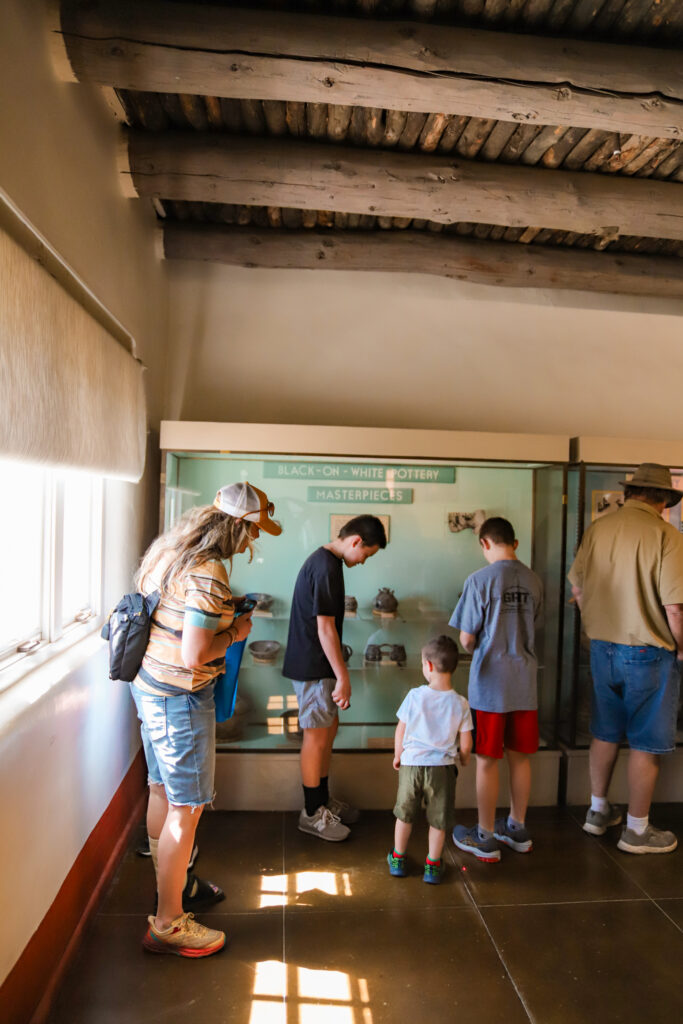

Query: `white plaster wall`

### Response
(165, 262, 683, 438)
(0, 0, 167, 988)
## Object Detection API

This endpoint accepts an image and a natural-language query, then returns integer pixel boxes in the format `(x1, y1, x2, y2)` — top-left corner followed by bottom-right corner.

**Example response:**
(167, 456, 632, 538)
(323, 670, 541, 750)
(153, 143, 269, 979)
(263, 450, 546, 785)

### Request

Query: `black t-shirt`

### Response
(282, 547, 345, 681)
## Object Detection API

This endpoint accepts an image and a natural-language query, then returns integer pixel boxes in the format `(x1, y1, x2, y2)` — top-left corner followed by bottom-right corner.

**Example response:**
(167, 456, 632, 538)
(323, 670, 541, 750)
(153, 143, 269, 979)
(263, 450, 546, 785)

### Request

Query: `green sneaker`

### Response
(387, 850, 408, 877)
(423, 859, 443, 884)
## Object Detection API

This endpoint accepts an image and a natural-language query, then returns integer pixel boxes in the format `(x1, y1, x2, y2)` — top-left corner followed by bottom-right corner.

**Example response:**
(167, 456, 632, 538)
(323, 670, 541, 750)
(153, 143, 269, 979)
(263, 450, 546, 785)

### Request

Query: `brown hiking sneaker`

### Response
(143, 912, 227, 958)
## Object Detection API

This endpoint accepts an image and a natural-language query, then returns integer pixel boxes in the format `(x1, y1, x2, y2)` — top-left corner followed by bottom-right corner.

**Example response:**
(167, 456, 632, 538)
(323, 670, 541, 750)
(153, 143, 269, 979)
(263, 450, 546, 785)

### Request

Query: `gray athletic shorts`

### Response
(292, 678, 338, 729)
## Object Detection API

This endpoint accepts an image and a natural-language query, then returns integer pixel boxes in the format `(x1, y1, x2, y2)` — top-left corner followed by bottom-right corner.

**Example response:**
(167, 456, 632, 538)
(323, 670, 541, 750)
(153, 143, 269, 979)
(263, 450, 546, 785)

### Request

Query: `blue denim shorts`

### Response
(130, 682, 216, 807)
(292, 678, 338, 729)
(589, 641, 680, 754)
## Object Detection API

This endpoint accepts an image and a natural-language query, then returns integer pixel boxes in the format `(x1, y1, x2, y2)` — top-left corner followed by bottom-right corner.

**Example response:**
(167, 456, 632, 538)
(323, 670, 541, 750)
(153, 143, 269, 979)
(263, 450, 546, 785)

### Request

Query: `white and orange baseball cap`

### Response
(213, 482, 282, 535)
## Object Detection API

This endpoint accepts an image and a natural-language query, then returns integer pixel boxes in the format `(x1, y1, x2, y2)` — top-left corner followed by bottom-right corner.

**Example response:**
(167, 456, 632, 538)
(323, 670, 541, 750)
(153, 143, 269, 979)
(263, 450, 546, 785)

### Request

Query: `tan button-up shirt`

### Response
(568, 499, 683, 649)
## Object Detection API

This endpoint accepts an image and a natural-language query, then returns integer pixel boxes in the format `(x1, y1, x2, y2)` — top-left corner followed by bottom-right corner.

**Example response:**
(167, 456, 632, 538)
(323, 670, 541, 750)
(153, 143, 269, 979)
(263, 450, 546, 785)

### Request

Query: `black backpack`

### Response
(101, 591, 161, 682)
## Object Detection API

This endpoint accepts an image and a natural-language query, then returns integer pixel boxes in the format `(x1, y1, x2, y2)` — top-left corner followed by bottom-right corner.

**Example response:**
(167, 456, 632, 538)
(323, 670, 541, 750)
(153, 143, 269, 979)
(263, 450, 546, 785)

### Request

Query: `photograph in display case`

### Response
(591, 490, 624, 520)
(448, 509, 486, 533)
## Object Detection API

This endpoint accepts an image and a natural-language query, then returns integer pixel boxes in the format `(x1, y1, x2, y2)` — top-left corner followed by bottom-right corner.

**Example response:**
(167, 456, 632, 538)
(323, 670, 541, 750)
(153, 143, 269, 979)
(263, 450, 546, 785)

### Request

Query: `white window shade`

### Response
(0, 225, 146, 481)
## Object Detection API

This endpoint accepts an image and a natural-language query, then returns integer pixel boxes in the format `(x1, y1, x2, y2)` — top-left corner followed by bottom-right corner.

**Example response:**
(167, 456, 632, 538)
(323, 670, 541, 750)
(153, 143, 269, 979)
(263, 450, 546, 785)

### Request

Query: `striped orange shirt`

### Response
(136, 555, 235, 694)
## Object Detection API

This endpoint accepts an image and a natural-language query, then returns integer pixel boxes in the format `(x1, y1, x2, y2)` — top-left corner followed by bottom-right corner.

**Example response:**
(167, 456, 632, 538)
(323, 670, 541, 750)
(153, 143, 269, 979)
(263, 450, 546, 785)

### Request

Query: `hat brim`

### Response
(259, 518, 282, 536)
(619, 480, 682, 508)
(239, 509, 283, 536)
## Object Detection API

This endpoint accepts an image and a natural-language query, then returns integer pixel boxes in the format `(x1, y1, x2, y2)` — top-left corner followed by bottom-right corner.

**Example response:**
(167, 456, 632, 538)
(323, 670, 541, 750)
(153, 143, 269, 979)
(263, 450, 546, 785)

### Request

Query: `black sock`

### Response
(303, 784, 323, 817)
(319, 776, 329, 805)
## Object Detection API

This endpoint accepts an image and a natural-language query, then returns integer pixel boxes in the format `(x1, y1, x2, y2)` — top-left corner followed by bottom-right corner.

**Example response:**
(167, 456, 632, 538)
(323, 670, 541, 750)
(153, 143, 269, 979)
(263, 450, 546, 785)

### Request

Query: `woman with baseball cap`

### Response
(131, 482, 281, 958)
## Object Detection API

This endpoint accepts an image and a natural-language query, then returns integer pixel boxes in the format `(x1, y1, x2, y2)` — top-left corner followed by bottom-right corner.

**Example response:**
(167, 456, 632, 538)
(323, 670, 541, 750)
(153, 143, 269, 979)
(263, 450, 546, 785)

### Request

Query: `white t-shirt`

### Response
(396, 686, 473, 766)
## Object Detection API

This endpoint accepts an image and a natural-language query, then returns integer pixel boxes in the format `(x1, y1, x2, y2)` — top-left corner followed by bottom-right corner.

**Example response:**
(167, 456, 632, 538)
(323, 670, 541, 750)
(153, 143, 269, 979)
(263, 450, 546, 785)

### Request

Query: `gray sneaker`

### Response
(583, 804, 623, 836)
(617, 824, 678, 855)
(494, 817, 533, 853)
(298, 806, 350, 842)
(327, 797, 360, 825)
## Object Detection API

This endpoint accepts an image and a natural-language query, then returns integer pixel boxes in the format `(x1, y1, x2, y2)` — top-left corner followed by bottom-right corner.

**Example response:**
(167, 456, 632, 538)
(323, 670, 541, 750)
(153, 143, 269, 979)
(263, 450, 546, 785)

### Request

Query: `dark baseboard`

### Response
(0, 750, 146, 1024)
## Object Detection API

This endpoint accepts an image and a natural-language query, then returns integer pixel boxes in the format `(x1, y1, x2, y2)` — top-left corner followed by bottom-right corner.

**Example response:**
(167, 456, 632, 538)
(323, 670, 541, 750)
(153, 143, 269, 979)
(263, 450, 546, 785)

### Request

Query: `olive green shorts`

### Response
(393, 764, 457, 832)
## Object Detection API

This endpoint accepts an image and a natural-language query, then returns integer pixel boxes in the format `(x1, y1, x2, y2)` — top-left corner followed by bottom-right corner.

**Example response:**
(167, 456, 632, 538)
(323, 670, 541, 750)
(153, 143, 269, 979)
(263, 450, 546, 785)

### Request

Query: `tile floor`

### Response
(48, 804, 683, 1024)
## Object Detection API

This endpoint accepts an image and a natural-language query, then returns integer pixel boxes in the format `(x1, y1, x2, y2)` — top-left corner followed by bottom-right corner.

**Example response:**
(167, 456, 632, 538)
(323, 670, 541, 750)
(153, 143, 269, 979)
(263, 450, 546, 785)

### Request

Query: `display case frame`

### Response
(160, 423, 569, 769)
(560, 437, 683, 752)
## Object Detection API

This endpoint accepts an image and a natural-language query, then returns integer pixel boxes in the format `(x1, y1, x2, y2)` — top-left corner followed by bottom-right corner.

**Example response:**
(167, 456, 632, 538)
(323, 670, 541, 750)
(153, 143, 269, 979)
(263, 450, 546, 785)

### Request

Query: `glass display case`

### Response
(559, 459, 683, 749)
(160, 425, 569, 754)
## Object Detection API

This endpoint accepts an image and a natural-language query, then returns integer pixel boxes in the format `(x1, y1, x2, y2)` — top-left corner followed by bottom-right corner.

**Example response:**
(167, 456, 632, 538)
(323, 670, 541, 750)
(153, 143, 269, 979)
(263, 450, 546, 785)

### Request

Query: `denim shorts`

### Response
(589, 641, 680, 754)
(292, 678, 338, 729)
(130, 681, 216, 807)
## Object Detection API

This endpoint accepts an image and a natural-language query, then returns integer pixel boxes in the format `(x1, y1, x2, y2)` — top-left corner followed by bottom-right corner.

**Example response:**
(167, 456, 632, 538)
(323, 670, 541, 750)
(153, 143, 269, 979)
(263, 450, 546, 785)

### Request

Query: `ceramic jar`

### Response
(372, 587, 399, 615)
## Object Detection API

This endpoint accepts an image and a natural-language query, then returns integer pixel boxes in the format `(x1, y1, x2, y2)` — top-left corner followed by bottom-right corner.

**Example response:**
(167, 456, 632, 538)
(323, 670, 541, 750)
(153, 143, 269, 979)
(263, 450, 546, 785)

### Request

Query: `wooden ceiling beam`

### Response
(162, 223, 683, 300)
(55, 0, 683, 139)
(123, 132, 683, 242)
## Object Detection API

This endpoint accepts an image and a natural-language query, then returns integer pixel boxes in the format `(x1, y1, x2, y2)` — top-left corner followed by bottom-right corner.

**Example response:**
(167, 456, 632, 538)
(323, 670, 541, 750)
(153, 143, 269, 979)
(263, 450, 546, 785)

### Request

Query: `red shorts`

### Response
(473, 709, 539, 759)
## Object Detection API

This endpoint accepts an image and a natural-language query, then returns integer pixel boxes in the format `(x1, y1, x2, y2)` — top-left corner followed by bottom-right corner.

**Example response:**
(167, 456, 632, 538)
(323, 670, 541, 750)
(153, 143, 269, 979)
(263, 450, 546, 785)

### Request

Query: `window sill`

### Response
(0, 620, 105, 723)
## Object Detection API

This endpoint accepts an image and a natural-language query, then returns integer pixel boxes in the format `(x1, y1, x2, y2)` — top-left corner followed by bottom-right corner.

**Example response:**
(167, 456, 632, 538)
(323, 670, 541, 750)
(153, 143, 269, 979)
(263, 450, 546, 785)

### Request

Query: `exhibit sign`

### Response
(307, 486, 413, 504)
(264, 461, 455, 483)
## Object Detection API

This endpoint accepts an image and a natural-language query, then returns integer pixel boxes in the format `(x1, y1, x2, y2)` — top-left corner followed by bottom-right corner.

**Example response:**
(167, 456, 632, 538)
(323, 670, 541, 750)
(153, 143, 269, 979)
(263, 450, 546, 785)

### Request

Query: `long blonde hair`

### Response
(135, 505, 253, 595)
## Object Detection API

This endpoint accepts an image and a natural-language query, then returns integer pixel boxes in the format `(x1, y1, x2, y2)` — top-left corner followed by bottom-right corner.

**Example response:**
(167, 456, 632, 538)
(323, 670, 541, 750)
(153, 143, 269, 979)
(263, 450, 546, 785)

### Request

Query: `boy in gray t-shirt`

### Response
(449, 517, 543, 862)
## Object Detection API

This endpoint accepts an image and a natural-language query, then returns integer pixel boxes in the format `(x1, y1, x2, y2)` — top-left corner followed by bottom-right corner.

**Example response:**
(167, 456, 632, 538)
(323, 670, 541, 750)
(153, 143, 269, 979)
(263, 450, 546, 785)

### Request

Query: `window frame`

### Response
(0, 464, 104, 679)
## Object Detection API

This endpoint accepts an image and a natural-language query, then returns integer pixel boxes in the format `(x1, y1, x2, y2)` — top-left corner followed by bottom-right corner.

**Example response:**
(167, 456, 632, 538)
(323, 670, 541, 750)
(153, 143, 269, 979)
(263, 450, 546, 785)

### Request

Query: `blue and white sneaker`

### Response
(494, 817, 533, 853)
(452, 824, 501, 863)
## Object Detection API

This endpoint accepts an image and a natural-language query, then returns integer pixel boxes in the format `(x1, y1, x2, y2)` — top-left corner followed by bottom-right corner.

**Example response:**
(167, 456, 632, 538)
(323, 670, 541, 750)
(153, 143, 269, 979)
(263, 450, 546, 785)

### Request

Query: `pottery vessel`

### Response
(364, 642, 406, 666)
(246, 592, 274, 612)
(342, 643, 353, 663)
(248, 640, 281, 664)
(215, 716, 245, 742)
(344, 595, 358, 613)
(372, 587, 399, 615)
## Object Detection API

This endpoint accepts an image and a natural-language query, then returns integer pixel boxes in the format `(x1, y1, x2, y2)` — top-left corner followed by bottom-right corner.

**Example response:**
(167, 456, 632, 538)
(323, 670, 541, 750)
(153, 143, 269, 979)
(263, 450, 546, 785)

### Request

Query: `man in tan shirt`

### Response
(568, 463, 683, 855)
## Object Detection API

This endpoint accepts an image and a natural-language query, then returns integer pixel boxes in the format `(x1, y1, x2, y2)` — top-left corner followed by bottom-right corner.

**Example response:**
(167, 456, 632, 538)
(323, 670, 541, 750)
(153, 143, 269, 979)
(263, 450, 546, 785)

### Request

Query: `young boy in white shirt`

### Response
(388, 635, 473, 883)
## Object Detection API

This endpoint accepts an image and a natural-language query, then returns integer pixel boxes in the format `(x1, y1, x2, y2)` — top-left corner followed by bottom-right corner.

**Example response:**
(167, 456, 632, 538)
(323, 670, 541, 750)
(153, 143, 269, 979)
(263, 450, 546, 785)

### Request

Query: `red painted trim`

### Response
(0, 750, 146, 1024)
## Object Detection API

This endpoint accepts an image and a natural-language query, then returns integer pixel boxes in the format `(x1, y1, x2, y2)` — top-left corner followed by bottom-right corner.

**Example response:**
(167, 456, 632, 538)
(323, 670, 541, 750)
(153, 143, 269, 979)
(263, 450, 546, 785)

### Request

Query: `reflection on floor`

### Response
(48, 805, 683, 1024)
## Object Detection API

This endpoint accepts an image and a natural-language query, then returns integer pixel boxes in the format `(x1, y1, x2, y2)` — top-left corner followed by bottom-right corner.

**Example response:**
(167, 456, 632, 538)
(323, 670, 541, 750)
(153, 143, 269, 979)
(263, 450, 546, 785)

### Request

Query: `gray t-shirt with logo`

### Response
(449, 560, 543, 713)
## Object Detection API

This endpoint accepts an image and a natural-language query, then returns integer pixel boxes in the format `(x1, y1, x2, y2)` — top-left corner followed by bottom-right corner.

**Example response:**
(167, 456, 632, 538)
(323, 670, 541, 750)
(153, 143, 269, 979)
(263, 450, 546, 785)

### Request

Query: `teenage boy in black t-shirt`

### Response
(283, 515, 387, 840)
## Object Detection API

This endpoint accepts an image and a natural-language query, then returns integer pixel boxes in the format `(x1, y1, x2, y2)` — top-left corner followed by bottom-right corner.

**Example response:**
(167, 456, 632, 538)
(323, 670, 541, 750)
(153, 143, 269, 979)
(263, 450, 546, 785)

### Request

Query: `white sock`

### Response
(627, 813, 648, 835)
(591, 796, 609, 814)
(148, 836, 159, 880)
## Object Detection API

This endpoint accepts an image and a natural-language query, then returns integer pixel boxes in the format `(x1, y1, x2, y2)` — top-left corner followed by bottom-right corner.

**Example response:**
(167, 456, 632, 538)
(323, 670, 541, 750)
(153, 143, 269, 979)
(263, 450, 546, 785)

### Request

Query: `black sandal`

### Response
(153, 872, 224, 914)
(182, 873, 225, 912)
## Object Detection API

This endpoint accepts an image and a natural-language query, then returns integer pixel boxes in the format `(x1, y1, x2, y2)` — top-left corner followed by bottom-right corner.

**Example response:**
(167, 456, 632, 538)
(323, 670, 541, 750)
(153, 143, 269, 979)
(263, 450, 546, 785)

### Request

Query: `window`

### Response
(0, 459, 102, 672)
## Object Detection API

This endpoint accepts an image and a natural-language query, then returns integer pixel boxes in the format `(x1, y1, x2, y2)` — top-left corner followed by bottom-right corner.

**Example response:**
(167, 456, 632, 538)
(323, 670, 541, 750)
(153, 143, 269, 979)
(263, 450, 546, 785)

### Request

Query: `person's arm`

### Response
(393, 719, 407, 770)
(181, 614, 252, 670)
(571, 584, 583, 611)
(452, 578, 482, 656)
(459, 630, 477, 655)
(458, 728, 473, 767)
(664, 604, 683, 660)
(317, 615, 350, 708)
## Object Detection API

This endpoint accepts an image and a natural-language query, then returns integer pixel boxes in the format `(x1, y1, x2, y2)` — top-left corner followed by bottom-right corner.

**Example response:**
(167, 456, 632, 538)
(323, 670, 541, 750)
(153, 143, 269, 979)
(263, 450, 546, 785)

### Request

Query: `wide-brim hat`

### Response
(213, 481, 283, 535)
(619, 463, 682, 508)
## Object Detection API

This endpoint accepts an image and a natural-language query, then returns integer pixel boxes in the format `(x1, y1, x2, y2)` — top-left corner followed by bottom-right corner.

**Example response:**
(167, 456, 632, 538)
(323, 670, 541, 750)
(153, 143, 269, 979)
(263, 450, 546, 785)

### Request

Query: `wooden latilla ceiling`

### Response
(54, 0, 683, 298)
